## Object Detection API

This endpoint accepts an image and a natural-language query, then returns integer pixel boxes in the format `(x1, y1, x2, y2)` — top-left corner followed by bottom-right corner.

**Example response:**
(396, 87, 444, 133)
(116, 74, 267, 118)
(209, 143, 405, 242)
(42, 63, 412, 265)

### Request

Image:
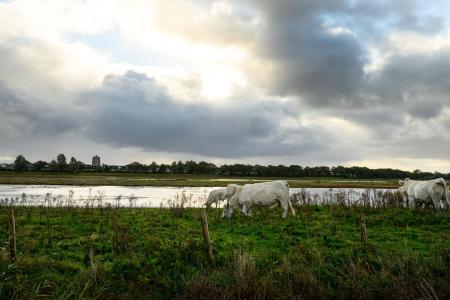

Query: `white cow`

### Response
(399, 178, 449, 213)
(223, 180, 295, 218)
(205, 188, 228, 208)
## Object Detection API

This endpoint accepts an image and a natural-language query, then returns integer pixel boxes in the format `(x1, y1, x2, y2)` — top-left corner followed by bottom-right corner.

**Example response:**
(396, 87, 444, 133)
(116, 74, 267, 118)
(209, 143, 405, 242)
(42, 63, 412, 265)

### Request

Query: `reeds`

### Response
(291, 188, 406, 208)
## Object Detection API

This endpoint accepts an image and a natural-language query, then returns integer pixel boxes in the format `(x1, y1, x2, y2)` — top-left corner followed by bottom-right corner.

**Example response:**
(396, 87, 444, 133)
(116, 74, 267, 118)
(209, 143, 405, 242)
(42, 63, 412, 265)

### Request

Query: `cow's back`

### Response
(407, 179, 445, 201)
(240, 181, 288, 205)
(208, 188, 227, 201)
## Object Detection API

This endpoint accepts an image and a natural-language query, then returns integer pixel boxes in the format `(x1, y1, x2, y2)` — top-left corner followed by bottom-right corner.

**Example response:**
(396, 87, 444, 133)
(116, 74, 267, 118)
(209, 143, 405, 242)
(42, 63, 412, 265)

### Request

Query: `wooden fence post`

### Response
(200, 209, 213, 264)
(9, 207, 17, 262)
(359, 214, 367, 246)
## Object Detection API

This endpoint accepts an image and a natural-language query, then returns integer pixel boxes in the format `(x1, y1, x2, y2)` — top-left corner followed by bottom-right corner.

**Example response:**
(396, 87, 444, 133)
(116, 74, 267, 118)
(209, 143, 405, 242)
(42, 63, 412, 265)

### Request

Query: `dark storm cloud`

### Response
(363, 48, 450, 125)
(0, 81, 81, 136)
(369, 50, 450, 97)
(243, 0, 450, 134)
(248, 0, 449, 109)
(341, 51, 450, 138)
(0, 70, 342, 159)
(84, 71, 330, 158)
(252, 0, 366, 106)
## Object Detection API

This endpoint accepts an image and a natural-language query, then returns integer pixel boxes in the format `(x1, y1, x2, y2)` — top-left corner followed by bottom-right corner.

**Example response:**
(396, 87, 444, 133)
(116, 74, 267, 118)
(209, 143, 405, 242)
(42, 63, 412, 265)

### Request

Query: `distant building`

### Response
(92, 155, 101, 168)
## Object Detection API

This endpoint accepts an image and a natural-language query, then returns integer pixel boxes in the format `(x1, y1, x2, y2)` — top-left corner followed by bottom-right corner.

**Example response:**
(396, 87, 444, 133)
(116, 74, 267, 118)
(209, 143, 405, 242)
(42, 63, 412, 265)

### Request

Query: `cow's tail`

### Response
(288, 198, 296, 216)
(205, 194, 212, 207)
(283, 180, 295, 215)
(437, 178, 449, 210)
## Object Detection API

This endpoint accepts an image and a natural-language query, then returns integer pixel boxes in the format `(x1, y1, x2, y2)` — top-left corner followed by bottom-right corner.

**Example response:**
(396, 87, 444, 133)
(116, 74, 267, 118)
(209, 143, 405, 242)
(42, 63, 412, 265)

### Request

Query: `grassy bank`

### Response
(0, 204, 449, 299)
(0, 171, 402, 188)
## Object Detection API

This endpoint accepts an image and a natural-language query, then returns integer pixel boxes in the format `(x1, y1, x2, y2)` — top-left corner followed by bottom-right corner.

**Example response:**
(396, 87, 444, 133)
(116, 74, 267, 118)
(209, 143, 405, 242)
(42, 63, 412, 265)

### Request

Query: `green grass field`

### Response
(1, 204, 449, 299)
(0, 171, 402, 188)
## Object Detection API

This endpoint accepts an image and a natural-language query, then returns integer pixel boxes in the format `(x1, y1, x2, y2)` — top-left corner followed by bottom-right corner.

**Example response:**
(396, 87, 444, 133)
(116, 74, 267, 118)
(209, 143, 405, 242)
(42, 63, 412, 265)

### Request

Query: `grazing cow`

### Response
(399, 178, 449, 214)
(205, 188, 228, 208)
(223, 180, 295, 218)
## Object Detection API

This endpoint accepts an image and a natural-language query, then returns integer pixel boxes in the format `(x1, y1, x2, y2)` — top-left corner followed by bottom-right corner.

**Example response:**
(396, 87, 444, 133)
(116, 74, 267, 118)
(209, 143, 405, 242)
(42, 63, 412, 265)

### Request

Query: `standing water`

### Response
(0, 185, 399, 208)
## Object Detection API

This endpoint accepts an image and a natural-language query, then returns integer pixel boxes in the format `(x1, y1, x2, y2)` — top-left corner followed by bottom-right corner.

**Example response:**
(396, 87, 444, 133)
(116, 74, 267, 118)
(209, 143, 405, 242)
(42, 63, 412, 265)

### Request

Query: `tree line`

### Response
(10, 154, 84, 172)
(4, 154, 450, 180)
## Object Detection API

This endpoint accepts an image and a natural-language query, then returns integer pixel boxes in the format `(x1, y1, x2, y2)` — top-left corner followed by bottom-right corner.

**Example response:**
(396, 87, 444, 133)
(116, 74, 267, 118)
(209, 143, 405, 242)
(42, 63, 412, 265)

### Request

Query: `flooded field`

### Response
(0, 184, 398, 208)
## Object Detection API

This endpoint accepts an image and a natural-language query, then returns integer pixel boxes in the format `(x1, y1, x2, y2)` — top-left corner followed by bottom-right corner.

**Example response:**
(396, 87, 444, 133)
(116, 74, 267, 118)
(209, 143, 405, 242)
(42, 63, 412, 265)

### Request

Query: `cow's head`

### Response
(289, 193, 299, 203)
(221, 201, 230, 218)
(226, 184, 241, 198)
(399, 178, 411, 187)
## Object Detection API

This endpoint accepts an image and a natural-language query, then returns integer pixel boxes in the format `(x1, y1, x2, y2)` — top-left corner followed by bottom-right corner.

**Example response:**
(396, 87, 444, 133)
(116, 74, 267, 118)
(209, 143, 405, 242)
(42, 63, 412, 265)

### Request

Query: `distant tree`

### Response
(177, 161, 184, 173)
(251, 165, 265, 177)
(433, 171, 444, 179)
(14, 155, 29, 171)
(127, 162, 147, 173)
(197, 161, 217, 175)
(184, 160, 197, 173)
(219, 164, 231, 176)
(288, 165, 304, 177)
(170, 161, 185, 174)
(56, 154, 67, 171)
(33, 160, 48, 171)
(148, 161, 159, 173)
(331, 166, 348, 178)
(158, 164, 170, 174)
(48, 159, 58, 171)
(316, 166, 331, 177)
(68, 157, 83, 173)
(170, 161, 179, 174)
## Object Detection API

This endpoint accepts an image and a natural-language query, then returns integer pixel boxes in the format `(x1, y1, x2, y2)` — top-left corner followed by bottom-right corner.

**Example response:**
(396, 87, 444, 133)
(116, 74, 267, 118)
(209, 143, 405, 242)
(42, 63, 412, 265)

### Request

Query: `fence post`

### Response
(200, 209, 213, 264)
(9, 207, 17, 262)
(359, 214, 367, 246)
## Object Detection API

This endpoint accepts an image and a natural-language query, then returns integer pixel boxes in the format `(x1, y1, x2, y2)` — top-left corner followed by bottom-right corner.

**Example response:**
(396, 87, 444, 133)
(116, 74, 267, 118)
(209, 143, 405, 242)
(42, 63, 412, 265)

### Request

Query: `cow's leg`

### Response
(226, 207, 234, 218)
(247, 206, 253, 217)
(241, 203, 247, 216)
(280, 199, 288, 218)
(442, 196, 449, 214)
(409, 197, 416, 210)
(431, 197, 441, 216)
(247, 201, 254, 216)
(221, 207, 228, 218)
(242, 202, 252, 217)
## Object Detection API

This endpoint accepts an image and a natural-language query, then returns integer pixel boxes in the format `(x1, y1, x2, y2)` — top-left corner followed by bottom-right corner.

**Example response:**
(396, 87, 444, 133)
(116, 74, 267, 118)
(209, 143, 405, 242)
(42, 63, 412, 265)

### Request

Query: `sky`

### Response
(0, 0, 450, 172)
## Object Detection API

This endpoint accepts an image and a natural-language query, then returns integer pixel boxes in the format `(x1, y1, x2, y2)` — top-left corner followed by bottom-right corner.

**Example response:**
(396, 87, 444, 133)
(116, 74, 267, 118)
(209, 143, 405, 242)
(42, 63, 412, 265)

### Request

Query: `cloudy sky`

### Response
(1, 0, 450, 171)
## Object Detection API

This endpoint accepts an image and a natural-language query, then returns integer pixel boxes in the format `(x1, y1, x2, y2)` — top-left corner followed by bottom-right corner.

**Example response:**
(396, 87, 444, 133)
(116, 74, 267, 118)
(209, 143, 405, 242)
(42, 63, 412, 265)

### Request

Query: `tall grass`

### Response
(292, 188, 405, 208)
